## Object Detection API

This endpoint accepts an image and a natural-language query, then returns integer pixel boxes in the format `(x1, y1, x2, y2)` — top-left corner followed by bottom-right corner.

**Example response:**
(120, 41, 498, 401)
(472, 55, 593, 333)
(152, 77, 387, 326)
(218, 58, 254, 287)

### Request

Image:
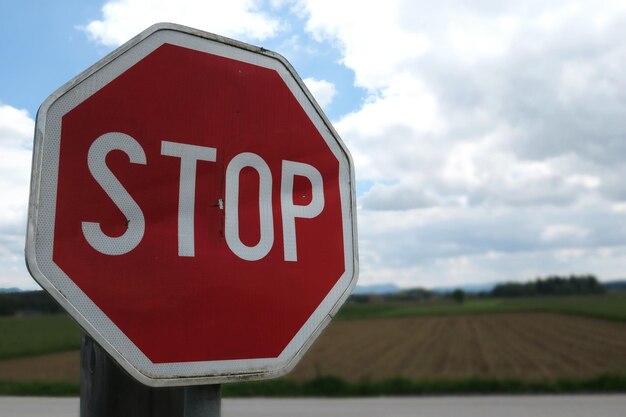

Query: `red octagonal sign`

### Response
(26, 24, 358, 386)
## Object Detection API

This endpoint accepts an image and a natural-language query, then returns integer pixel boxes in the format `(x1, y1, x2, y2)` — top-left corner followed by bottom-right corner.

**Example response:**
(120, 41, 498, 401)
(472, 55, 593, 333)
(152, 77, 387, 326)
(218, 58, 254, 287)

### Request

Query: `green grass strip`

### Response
(223, 374, 626, 397)
(0, 380, 79, 396)
(337, 293, 626, 322)
(2, 374, 625, 397)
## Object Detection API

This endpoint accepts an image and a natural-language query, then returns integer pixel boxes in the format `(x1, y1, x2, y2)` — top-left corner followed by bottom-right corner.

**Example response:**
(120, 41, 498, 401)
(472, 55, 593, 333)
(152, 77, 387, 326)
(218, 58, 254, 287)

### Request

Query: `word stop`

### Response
(81, 132, 325, 262)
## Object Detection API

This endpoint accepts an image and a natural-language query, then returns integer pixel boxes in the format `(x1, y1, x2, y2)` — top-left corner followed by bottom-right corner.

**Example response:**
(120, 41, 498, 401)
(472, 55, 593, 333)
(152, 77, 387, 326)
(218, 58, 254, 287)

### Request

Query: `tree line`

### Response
(349, 274, 608, 303)
(0, 290, 63, 316)
(490, 275, 604, 297)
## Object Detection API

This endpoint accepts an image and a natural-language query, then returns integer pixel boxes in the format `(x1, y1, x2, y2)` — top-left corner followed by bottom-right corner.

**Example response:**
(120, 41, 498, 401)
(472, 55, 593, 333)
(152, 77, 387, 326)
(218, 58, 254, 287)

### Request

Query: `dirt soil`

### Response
(1, 313, 626, 383)
(0, 351, 79, 382)
(289, 313, 626, 382)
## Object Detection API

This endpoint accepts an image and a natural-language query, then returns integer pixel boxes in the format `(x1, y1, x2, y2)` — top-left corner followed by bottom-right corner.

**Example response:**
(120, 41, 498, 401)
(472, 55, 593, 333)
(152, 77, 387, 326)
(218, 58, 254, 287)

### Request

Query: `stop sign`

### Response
(26, 23, 358, 386)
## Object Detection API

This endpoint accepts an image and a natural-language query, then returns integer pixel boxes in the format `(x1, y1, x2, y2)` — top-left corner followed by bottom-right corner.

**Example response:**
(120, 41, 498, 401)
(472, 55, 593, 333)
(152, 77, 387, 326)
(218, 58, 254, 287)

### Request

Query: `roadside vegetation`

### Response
(224, 373, 626, 397)
(0, 380, 78, 396)
(3, 373, 626, 397)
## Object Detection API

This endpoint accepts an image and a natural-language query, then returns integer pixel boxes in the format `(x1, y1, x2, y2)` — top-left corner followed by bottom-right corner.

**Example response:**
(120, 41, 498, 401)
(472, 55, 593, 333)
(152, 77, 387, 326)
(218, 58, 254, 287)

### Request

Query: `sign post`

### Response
(80, 334, 185, 417)
(26, 23, 357, 412)
(184, 384, 221, 417)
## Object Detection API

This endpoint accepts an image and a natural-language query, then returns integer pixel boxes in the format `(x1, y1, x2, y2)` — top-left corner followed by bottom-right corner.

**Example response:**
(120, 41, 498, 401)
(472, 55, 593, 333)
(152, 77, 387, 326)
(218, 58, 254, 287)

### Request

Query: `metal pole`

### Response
(80, 333, 185, 417)
(184, 384, 221, 417)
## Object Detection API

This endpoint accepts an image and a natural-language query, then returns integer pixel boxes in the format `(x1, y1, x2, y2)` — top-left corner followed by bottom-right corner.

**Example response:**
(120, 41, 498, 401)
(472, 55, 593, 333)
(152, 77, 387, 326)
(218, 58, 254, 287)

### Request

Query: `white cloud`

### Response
(297, 0, 431, 91)
(299, 1, 626, 287)
(360, 181, 434, 211)
(541, 224, 589, 242)
(0, 104, 37, 289)
(0, 105, 33, 148)
(83, 0, 281, 47)
(303, 77, 336, 110)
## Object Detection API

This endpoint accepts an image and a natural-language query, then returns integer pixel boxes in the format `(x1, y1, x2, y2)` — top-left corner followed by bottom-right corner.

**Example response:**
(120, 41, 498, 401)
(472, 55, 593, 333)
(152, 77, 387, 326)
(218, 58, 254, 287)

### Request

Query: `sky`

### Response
(2, 1, 626, 290)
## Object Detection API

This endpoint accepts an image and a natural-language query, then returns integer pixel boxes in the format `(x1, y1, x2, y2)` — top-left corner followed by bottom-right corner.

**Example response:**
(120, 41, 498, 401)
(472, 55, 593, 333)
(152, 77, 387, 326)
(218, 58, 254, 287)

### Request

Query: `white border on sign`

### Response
(25, 23, 359, 387)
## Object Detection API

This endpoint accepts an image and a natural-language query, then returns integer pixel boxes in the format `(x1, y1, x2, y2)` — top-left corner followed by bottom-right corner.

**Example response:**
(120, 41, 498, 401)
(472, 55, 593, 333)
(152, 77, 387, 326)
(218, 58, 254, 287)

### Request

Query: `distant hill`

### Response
(430, 282, 498, 294)
(604, 280, 626, 292)
(352, 283, 401, 295)
(0, 287, 22, 294)
(352, 278, 626, 297)
(353, 282, 498, 296)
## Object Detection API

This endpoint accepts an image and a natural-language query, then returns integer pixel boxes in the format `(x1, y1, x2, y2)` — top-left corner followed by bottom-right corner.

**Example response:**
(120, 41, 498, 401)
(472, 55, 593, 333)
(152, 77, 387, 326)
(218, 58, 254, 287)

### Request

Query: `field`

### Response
(0, 314, 80, 360)
(0, 351, 79, 382)
(290, 313, 626, 382)
(2, 312, 626, 392)
(1, 294, 626, 395)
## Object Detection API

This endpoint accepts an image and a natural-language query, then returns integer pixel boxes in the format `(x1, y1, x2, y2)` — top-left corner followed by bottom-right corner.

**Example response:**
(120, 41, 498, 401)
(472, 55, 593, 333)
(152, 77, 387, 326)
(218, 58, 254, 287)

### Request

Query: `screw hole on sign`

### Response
(293, 175, 313, 206)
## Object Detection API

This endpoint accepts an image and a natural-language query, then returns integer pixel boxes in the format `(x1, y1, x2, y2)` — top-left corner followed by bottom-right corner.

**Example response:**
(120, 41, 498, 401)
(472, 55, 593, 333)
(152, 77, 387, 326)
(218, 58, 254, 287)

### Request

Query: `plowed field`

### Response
(0, 351, 79, 382)
(1, 313, 626, 383)
(289, 313, 626, 382)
